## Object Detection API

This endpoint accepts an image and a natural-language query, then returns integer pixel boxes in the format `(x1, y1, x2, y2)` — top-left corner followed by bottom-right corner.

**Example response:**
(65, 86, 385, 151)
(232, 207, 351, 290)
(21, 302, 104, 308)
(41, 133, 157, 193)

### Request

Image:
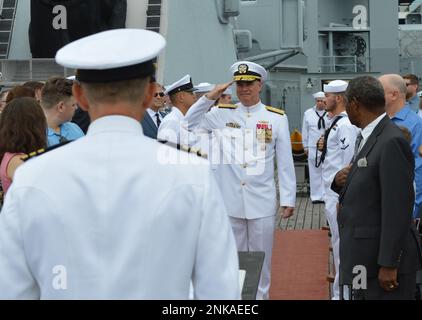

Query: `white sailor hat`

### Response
(324, 80, 348, 93)
(230, 61, 267, 82)
(313, 91, 325, 99)
(55, 29, 166, 83)
(165, 75, 197, 96)
(223, 86, 233, 95)
(195, 82, 215, 93)
(66, 75, 76, 81)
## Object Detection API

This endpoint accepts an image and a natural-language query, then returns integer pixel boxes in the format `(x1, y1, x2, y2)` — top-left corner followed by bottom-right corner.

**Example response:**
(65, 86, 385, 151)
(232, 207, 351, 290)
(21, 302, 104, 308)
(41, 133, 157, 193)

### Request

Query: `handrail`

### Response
(5, 0, 18, 58)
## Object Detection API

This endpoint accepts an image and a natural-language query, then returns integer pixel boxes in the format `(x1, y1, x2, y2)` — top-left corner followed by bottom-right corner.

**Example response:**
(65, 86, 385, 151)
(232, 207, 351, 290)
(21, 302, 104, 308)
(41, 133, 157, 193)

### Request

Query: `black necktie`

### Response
(155, 113, 161, 128)
(352, 133, 363, 164)
(316, 111, 327, 130)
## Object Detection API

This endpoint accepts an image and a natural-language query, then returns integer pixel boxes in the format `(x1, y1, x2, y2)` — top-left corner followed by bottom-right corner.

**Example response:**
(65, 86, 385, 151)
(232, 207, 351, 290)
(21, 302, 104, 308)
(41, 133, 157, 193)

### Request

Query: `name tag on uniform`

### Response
(226, 122, 241, 129)
(257, 121, 272, 143)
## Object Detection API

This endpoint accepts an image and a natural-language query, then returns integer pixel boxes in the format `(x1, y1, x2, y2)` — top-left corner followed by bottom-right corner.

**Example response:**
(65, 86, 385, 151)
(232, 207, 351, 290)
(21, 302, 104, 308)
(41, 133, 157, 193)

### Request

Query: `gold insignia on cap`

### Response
(238, 64, 249, 74)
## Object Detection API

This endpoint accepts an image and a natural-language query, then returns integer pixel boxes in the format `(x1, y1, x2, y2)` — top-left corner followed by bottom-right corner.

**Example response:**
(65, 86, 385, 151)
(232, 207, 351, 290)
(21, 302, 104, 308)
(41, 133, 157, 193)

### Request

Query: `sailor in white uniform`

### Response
(302, 92, 329, 203)
(0, 29, 240, 300)
(185, 61, 296, 300)
(158, 76, 232, 155)
(318, 80, 358, 300)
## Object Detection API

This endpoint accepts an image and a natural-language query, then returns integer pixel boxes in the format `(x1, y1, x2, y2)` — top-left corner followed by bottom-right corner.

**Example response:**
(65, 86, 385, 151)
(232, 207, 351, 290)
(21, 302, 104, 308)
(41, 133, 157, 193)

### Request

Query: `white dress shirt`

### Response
(357, 113, 386, 153)
(0, 116, 240, 300)
(147, 108, 163, 128)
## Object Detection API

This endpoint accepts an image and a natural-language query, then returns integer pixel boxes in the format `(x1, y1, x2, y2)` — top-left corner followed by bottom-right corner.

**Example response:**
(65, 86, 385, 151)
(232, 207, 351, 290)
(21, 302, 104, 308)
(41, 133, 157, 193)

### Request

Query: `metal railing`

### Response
(0, 59, 75, 84)
(319, 55, 371, 73)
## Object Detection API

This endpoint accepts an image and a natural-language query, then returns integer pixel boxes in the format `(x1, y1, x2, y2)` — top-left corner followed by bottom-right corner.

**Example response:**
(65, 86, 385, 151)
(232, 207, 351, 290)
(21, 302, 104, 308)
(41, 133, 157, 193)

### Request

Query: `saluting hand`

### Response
(334, 165, 352, 188)
(282, 207, 295, 219)
(206, 82, 234, 101)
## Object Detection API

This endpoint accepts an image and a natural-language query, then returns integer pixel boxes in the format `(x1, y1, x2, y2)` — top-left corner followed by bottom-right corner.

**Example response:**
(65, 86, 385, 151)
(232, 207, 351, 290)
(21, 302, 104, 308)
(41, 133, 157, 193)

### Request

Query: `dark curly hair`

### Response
(0, 97, 47, 161)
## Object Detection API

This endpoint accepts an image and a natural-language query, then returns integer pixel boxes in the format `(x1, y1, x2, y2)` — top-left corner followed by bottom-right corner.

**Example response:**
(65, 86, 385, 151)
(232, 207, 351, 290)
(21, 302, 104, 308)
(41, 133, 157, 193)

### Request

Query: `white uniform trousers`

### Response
(324, 191, 340, 299)
(308, 148, 324, 201)
(324, 190, 349, 300)
(229, 215, 276, 300)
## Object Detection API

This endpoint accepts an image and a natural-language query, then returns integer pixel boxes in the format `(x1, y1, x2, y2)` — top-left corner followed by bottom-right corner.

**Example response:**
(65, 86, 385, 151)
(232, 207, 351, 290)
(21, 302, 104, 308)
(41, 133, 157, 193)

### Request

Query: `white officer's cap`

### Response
(165, 75, 197, 96)
(195, 82, 215, 93)
(67, 75, 76, 81)
(313, 92, 325, 99)
(324, 80, 348, 93)
(55, 29, 166, 83)
(230, 61, 268, 82)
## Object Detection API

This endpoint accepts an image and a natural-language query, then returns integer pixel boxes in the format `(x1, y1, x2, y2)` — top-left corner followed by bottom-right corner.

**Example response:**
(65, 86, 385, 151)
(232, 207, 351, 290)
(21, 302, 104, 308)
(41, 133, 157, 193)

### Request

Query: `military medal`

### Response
(256, 122, 267, 143)
(265, 125, 273, 143)
(257, 121, 273, 144)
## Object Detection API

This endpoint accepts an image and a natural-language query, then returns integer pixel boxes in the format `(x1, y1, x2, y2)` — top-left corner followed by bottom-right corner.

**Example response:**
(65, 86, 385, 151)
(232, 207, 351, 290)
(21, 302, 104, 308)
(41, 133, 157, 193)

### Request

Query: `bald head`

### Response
(379, 74, 407, 98)
(378, 74, 407, 116)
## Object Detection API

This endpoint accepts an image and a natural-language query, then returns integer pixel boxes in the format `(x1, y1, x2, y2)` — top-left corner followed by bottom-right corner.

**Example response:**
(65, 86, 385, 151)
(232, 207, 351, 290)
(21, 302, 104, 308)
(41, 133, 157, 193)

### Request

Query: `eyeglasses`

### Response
(155, 92, 165, 98)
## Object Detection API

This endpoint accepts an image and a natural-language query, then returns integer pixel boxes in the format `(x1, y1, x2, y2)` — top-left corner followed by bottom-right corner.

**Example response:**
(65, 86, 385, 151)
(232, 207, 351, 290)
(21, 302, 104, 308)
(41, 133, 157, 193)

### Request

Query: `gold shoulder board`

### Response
(266, 106, 286, 116)
(22, 141, 72, 162)
(218, 104, 238, 110)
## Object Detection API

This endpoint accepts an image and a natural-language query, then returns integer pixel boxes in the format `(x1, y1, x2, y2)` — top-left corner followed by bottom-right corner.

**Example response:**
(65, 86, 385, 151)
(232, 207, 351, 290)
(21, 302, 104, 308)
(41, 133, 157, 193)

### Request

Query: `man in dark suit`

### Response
(141, 83, 167, 140)
(332, 76, 422, 299)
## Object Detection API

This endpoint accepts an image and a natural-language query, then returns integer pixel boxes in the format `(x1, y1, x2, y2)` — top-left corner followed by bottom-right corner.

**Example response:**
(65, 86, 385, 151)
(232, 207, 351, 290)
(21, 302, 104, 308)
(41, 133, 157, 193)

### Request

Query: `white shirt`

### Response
(0, 116, 240, 300)
(322, 112, 359, 191)
(302, 106, 330, 150)
(146, 108, 163, 128)
(185, 101, 297, 219)
(357, 113, 386, 153)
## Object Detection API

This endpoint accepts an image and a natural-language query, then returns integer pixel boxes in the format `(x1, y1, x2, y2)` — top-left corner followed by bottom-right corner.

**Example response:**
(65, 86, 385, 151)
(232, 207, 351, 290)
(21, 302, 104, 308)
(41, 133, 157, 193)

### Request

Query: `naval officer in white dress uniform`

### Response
(185, 61, 297, 300)
(0, 29, 240, 300)
(302, 92, 329, 203)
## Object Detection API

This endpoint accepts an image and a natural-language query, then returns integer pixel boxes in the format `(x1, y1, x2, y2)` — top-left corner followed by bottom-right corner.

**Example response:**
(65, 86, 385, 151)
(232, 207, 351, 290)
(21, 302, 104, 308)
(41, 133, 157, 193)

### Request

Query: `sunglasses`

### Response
(155, 92, 165, 98)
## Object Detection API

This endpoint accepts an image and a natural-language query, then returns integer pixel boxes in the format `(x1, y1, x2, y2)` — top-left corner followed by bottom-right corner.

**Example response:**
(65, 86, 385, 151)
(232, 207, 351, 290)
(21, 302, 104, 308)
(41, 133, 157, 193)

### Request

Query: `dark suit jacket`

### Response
(332, 116, 422, 286)
(141, 112, 159, 140)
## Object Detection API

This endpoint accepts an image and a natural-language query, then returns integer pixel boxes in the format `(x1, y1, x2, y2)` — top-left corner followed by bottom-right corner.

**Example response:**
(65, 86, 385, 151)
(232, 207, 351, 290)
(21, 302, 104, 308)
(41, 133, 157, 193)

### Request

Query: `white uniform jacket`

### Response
(185, 101, 296, 220)
(157, 96, 215, 147)
(0, 116, 240, 300)
(322, 112, 358, 191)
(302, 107, 329, 152)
